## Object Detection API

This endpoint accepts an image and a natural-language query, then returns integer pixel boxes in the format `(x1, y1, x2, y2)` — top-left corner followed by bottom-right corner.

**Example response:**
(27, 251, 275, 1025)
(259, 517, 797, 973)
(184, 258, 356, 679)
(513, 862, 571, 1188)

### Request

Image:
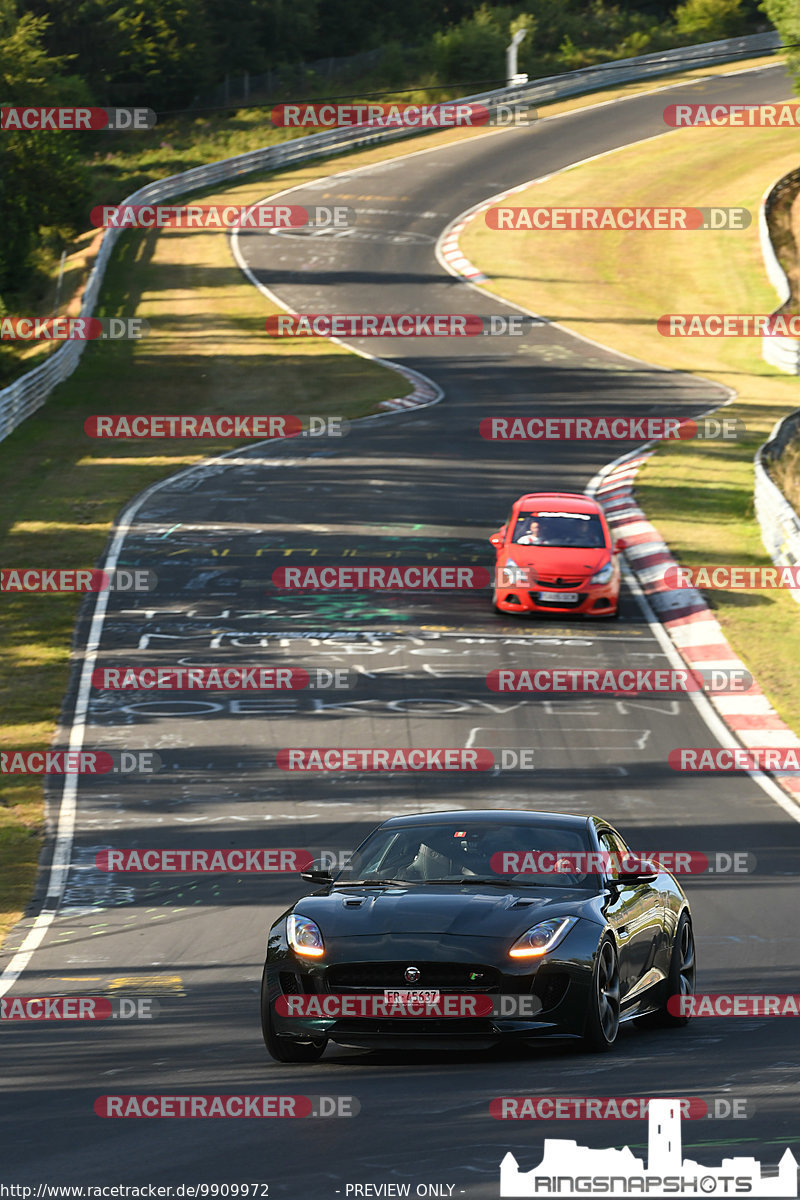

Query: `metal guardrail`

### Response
(0, 29, 782, 444)
(755, 169, 800, 603)
(754, 410, 800, 603)
(760, 168, 800, 373)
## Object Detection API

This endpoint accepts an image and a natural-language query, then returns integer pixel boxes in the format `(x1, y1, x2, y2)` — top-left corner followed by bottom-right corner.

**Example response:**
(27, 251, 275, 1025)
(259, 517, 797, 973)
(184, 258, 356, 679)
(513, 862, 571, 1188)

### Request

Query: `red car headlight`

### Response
(589, 560, 614, 585)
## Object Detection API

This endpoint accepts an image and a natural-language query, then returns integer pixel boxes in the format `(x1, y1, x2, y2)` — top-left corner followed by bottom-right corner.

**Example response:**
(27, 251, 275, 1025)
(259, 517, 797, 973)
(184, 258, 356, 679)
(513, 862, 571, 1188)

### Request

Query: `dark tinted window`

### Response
(336, 822, 599, 888)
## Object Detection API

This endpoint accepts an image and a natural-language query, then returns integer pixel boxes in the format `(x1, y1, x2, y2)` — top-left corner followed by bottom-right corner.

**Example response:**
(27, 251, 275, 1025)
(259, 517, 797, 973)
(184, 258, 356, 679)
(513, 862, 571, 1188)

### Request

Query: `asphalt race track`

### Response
(2, 62, 799, 1198)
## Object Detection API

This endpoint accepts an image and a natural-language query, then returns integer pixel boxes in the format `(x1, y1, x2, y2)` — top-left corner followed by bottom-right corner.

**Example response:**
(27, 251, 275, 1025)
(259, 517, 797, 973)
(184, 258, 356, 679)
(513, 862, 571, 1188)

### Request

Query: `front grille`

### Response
(530, 592, 587, 608)
(326, 962, 502, 993)
(279, 972, 301, 995)
(279, 971, 318, 995)
(536, 576, 585, 588)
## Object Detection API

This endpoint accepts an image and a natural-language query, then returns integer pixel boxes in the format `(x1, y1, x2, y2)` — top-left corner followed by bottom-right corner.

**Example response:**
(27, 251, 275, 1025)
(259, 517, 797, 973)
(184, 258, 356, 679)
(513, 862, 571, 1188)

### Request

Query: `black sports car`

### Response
(260, 810, 696, 1061)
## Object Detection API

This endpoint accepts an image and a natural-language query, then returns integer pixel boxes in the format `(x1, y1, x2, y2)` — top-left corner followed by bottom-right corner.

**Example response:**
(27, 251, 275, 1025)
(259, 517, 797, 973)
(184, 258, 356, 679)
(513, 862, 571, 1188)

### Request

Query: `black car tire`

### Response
(582, 936, 620, 1052)
(492, 590, 509, 615)
(656, 911, 696, 1027)
(260, 966, 327, 1063)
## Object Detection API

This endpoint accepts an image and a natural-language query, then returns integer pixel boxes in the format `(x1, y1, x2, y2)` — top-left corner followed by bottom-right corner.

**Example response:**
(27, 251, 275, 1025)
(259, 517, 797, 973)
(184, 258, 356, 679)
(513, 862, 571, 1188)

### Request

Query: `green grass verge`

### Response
(460, 116, 800, 731)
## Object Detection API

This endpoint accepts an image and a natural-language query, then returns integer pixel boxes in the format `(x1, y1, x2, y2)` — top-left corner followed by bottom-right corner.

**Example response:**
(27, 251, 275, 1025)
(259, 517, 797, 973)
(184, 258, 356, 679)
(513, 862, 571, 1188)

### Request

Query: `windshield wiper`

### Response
(332, 876, 555, 888)
(333, 878, 411, 887)
(420, 876, 548, 887)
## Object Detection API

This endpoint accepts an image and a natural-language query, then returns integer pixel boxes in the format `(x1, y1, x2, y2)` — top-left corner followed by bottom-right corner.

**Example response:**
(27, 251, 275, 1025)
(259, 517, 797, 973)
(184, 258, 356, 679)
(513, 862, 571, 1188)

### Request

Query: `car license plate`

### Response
(539, 591, 579, 602)
(384, 989, 440, 1005)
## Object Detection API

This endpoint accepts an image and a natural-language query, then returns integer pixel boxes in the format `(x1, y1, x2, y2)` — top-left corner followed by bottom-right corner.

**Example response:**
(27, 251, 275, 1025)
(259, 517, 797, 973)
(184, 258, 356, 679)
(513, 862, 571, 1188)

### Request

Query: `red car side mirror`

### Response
(489, 525, 506, 548)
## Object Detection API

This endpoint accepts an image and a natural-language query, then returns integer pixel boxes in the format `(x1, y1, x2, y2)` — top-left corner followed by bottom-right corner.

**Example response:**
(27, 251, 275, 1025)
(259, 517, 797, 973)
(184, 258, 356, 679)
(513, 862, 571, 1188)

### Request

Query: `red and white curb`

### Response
(595, 452, 800, 805)
(378, 367, 443, 411)
(439, 216, 490, 283)
(437, 181, 532, 283)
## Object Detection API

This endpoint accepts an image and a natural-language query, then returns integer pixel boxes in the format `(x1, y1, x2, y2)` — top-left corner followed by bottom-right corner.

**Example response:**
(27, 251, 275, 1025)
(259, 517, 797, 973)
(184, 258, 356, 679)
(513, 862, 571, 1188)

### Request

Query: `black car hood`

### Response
(292, 883, 599, 938)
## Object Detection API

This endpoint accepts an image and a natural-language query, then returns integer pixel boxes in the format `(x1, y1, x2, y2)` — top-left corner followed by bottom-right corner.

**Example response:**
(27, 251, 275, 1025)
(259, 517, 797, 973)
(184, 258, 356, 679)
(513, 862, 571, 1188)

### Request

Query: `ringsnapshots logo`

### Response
(1, 107, 156, 131)
(498, 1098, 798, 1197)
(270, 101, 533, 128)
(486, 206, 749, 230)
(479, 415, 745, 441)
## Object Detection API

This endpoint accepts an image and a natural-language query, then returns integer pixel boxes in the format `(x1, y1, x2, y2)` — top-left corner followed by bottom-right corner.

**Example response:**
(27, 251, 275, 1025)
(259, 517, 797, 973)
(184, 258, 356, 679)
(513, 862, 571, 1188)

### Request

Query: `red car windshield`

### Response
(511, 511, 605, 548)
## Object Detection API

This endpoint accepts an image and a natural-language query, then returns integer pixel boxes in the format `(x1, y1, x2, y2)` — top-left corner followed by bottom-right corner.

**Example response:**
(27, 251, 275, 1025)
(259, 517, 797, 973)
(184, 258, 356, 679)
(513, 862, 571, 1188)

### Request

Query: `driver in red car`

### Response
(514, 516, 543, 545)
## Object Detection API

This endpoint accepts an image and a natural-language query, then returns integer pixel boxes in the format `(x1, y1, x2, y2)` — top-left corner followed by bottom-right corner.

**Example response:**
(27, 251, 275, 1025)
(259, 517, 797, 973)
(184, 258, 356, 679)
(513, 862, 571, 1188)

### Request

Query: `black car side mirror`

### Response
(613, 869, 658, 885)
(300, 867, 333, 883)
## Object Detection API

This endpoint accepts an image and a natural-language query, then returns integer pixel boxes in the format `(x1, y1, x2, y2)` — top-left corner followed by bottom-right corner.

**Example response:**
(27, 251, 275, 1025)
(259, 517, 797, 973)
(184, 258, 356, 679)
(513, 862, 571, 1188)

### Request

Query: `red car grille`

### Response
(536, 575, 585, 588)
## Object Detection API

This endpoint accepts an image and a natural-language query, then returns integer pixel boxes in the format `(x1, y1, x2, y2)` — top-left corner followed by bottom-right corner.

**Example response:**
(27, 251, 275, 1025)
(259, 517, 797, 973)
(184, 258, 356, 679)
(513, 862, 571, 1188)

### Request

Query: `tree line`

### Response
(0, 0, 777, 319)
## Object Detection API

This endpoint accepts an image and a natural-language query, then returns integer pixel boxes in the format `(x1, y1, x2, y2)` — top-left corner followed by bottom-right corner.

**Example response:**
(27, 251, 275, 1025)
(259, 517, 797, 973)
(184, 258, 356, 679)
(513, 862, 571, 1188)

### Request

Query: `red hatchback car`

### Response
(490, 492, 621, 617)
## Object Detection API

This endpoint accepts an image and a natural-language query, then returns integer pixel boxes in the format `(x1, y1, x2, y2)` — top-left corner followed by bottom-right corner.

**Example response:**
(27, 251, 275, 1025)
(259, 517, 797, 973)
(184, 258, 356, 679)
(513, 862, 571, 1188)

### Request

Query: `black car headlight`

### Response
(509, 916, 578, 959)
(287, 914, 325, 959)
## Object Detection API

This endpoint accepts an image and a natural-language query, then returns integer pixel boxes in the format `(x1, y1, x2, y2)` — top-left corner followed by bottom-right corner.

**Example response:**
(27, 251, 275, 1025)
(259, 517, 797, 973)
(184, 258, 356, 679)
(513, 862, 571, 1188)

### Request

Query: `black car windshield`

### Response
(512, 511, 605, 548)
(334, 822, 601, 889)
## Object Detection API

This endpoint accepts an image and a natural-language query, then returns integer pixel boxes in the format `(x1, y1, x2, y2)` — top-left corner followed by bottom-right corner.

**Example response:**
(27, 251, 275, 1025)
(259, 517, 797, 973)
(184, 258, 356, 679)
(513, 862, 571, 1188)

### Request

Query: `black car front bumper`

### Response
(264, 927, 601, 1049)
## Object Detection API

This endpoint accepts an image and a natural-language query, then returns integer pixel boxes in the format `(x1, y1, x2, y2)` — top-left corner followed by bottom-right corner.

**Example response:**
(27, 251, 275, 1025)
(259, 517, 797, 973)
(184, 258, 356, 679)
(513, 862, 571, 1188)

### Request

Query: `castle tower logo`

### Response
(500, 1098, 797, 1197)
